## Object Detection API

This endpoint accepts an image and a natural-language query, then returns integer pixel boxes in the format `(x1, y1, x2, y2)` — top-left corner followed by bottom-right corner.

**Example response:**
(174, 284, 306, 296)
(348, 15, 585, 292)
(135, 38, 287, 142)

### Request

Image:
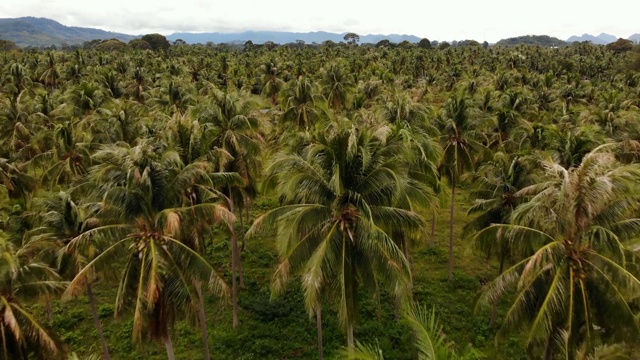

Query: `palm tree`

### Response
(280, 75, 326, 130)
(30, 192, 111, 360)
(63, 141, 235, 360)
(439, 90, 488, 282)
(38, 52, 61, 88)
(0, 158, 36, 201)
(464, 152, 536, 274)
(34, 121, 92, 187)
(476, 145, 640, 358)
(464, 152, 536, 325)
(0, 230, 66, 360)
(320, 61, 352, 112)
(259, 60, 285, 106)
(196, 89, 263, 328)
(248, 125, 424, 351)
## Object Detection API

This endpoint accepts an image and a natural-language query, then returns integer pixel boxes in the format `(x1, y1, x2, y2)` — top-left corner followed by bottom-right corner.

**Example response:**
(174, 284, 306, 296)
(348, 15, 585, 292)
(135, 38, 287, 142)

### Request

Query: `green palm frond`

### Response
(403, 302, 459, 360)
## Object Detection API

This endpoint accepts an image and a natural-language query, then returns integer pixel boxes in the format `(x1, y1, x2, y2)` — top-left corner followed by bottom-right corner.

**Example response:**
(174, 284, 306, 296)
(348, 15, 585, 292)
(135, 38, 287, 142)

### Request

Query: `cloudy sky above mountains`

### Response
(1, 0, 637, 42)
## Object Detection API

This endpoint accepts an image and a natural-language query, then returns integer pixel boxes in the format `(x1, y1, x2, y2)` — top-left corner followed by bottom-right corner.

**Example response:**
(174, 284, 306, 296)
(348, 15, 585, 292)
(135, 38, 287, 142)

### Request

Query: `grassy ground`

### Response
(37, 188, 526, 359)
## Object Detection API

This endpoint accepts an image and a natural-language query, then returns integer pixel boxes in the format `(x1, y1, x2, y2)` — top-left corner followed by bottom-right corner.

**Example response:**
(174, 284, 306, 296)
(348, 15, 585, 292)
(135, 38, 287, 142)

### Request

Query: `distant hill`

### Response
(495, 35, 566, 47)
(0, 17, 135, 47)
(566, 33, 617, 45)
(630, 34, 640, 44)
(166, 31, 421, 45)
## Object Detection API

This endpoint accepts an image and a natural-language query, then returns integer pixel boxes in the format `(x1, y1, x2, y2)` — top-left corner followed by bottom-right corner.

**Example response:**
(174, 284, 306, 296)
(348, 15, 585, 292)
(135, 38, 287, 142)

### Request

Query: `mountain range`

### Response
(0, 17, 421, 47)
(166, 31, 421, 45)
(0, 17, 135, 47)
(0, 17, 639, 48)
(566, 32, 640, 44)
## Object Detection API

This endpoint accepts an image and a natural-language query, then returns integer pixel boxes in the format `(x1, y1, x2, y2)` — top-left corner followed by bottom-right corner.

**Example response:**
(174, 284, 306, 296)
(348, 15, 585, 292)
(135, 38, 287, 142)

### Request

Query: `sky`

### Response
(1, 0, 638, 43)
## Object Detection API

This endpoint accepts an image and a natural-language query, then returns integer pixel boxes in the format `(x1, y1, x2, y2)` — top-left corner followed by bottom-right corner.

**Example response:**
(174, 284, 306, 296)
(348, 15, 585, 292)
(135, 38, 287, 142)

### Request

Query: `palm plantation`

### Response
(0, 37, 640, 359)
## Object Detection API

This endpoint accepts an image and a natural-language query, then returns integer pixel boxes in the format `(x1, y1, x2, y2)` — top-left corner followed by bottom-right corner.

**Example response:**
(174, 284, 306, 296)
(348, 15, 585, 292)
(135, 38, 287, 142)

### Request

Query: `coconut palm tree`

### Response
(0, 230, 66, 360)
(476, 145, 640, 358)
(259, 60, 285, 106)
(439, 90, 488, 282)
(0, 158, 36, 201)
(29, 192, 111, 360)
(464, 152, 536, 273)
(64, 140, 236, 360)
(34, 121, 92, 187)
(280, 75, 327, 130)
(248, 124, 424, 351)
(464, 152, 537, 325)
(196, 89, 263, 328)
(320, 61, 352, 112)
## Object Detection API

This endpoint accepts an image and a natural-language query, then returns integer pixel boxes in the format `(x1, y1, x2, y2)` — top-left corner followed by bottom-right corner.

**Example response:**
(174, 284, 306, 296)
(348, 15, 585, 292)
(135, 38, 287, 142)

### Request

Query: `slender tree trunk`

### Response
(164, 331, 176, 360)
(245, 205, 250, 231)
(239, 203, 246, 253)
(45, 297, 54, 323)
(347, 322, 355, 352)
(401, 233, 410, 266)
(543, 332, 554, 360)
(194, 281, 211, 360)
(240, 202, 251, 252)
(238, 207, 246, 289)
(448, 182, 456, 282)
(343, 239, 356, 353)
(316, 306, 324, 360)
(397, 232, 411, 319)
(430, 210, 437, 248)
(228, 191, 240, 328)
(490, 297, 499, 327)
(86, 283, 111, 360)
(491, 249, 507, 326)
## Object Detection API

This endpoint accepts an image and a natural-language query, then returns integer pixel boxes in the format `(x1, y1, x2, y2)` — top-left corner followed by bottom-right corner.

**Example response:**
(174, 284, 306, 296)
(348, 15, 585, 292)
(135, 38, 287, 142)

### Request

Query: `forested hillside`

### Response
(0, 17, 135, 47)
(1, 39, 640, 360)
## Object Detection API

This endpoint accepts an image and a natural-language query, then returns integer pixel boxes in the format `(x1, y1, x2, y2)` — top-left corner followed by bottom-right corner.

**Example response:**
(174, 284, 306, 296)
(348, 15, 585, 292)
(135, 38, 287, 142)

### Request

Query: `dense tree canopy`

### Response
(0, 38, 639, 360)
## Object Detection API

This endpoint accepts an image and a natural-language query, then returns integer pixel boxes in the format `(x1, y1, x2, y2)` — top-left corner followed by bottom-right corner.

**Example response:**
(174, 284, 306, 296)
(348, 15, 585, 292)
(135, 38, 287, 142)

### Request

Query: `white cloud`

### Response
(0, 0, 638, 42)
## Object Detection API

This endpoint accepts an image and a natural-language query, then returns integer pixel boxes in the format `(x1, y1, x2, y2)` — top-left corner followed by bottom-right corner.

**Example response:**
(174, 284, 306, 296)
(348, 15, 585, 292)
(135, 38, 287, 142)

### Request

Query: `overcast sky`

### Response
(1, 0, 638, 43)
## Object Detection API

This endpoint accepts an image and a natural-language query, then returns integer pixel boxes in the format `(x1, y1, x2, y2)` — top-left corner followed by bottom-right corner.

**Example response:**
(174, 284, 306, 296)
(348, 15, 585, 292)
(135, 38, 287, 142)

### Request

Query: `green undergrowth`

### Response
(37, 188, 525, 359)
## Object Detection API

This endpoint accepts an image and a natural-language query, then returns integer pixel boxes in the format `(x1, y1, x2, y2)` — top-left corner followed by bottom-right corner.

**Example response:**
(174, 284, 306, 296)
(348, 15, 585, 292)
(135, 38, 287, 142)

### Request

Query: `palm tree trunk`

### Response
(231, 232, 239, 328)
(448, 181, 456, 282)
(194, 281, 211, 360)
(164, 331, 176, 360)
(316, 306, 324, 360)
(347, 322, 355, 352)
(343, 240, 356, 352)
(491, 249, 507, 326)
(45, 297, 54, 323)
(239, 203, 246, 252)
(240, 200, 251, 252)
(86, 282, 111, 360)
(543, 332, 554, 360)
(430, 210, 437, 248)
(228, 191, 240, 328)
(490, 297, 499, 327)
(237, 206, 246, 289)
(401, 232, 410, 266)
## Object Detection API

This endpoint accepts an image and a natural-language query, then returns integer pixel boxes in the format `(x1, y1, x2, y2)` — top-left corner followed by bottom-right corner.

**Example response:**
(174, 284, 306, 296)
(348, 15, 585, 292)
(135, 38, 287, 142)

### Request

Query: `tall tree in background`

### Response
(439, 91, 487, 282)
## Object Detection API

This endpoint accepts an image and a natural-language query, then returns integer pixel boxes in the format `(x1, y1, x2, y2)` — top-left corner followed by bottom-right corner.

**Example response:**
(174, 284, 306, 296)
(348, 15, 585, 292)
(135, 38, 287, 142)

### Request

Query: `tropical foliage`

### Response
(0, 39, 639, 359)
